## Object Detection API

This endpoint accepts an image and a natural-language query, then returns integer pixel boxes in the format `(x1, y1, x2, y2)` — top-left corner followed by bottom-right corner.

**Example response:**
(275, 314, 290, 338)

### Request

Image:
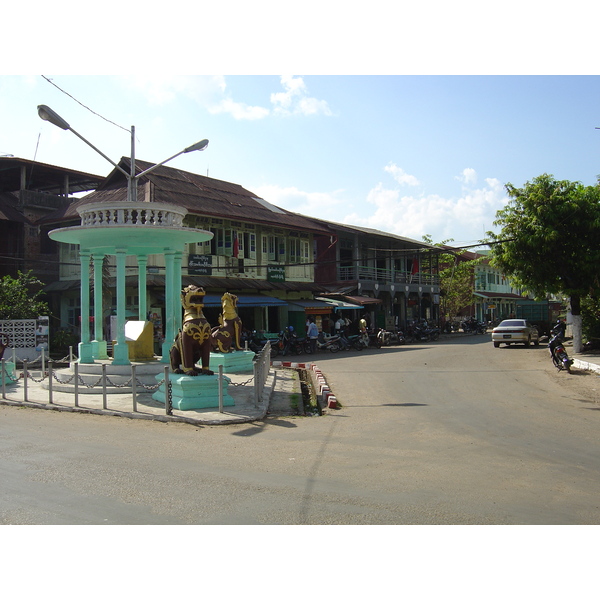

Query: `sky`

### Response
(3, 74, 600, 249)
(2, 4, 599, 254)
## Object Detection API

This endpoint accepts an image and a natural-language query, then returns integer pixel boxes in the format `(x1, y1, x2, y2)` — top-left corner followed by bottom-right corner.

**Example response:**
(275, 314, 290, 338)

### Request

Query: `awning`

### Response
(343, 295, 383, 306)
(473, 292, 525, 300)
(288, 299, 333, 315)
(316, 297, 363, 310)
(201, 294, 288, 308)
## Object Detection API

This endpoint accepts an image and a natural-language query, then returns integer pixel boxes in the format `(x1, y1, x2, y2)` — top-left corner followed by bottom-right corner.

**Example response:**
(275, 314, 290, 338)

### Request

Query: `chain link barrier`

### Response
(2, 346, 273, 418)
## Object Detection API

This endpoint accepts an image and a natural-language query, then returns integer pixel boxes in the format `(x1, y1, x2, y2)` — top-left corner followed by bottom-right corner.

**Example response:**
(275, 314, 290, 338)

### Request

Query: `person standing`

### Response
(307, 317, 319, 354)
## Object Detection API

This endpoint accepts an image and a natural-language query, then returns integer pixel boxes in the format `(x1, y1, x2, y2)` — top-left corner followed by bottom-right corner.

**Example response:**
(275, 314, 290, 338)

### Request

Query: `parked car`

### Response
(491, 319, 540, 347)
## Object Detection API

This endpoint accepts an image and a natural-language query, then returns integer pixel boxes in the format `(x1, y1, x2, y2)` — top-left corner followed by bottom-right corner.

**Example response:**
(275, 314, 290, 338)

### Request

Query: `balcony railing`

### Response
(340, 265, 440, 286)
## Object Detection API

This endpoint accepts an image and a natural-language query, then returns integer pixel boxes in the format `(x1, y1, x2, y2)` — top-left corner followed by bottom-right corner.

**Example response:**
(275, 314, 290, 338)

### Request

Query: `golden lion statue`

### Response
(170, 285, 213, 376)
(211, 292, 243, 353)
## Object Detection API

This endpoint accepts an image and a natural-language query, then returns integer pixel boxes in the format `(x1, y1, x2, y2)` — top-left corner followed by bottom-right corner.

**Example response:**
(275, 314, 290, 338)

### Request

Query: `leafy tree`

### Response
(0, 271, 50, 320)
(487, 174, 600, 352)
(423, 236, 484, 322)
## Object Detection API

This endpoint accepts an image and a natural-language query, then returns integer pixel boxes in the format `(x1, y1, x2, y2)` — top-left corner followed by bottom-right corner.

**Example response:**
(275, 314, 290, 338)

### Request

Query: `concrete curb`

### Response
(272, 360, 338, 410)
(573, 358, 600, 374)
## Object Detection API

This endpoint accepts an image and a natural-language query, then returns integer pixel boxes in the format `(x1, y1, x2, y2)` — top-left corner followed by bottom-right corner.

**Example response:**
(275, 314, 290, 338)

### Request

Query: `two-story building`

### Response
(0, 157, 103, 281)
(313, 220, 440, 330)
(2, 156, 440, 343)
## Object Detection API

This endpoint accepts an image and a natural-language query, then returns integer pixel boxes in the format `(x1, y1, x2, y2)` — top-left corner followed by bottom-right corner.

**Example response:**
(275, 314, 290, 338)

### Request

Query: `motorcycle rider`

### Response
(335, 314, 349, 349)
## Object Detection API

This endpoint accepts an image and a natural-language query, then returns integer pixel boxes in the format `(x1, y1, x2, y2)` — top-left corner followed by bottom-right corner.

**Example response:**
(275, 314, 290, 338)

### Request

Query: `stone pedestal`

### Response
(152, 372, 234, 410)
(209, 350, 255, 373)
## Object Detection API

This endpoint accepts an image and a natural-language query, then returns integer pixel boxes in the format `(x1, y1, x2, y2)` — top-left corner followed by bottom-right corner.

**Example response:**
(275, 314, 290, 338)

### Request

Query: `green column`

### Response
(174, 251, 183, 332)
(78, 250, 94, 363)
(91, 252, 108, 360)
(161, 250, 176, 362)
(137, 255, 148, 321)
(113, 248, 130, 365)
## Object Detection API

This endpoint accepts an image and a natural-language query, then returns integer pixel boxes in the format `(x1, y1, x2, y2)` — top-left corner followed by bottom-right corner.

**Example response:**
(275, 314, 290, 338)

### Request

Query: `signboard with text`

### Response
(188, 254, 212, 275)
(267, 265, 286, 283)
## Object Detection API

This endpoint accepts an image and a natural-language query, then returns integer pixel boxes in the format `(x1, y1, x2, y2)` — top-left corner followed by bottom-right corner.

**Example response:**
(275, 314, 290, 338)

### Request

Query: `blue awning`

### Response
(201, 294, 288, 308)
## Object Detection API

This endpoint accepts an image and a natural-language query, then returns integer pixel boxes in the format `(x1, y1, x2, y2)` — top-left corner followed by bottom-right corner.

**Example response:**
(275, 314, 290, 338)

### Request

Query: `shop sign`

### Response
(267, 265, 286, 282)
(188, 254, 212, 275)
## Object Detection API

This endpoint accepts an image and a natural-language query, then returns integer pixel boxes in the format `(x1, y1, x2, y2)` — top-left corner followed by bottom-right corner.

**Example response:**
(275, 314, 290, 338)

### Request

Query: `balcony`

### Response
(340, 265, 440, 286)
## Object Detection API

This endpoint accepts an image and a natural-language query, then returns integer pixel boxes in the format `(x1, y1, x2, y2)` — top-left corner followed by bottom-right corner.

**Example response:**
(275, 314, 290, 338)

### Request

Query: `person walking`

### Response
(307, 317, 319, 354)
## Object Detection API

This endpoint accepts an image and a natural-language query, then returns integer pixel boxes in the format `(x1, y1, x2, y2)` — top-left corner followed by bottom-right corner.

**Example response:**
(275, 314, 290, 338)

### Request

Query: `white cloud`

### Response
(207, 98, 270, 120)
(456, 167, 477, 186)
(121, 74, 332, 120)
(120, 75, 226, 107)
(345, 173, 509, 244)
(252, 184, 344, 219)
(270, 75, 333, 117)
(384, 163, 420, 186)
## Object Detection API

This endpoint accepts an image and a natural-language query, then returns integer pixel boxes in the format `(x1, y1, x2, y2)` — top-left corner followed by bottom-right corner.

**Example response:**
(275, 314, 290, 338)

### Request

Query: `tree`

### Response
(423, 236, 484, 322)
(0, 271, 50, 320)
(487, 174, 600, 352)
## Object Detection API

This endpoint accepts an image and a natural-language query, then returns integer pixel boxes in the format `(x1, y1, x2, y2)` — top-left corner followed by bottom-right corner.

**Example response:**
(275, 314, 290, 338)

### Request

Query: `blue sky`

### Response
(3, 74, 599, 248)
(2, 4, 599, 249)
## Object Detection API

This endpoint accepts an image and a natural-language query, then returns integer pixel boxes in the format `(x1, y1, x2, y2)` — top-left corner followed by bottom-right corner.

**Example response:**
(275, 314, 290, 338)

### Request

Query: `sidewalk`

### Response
(573, 349, 600, 374)
(0, 365, 301, 426)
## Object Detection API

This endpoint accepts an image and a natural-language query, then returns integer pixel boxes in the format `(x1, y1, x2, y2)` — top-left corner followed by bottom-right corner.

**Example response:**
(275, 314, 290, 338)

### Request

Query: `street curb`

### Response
(271, 361, 338, 409)
(573, 358, 600, 374)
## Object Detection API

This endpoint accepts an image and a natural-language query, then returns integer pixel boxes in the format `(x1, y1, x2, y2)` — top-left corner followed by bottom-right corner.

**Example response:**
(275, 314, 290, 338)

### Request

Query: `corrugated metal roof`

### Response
(0, 192, 29, 223)
(49, 158, 333, 235)
(0, 157, 103, 194)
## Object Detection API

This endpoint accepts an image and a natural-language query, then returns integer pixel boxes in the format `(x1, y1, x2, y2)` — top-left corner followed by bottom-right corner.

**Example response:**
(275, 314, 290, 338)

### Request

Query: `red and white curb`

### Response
(272, 361, 338, 409)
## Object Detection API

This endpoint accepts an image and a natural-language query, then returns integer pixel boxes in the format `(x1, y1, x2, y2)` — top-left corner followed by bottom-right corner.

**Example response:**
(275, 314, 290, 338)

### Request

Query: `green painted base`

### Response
(78, 341, 95, 364)
(152, 372, 235, 410)
(209, 350, 255, 373)
(1, 361, 17, 386)
(112, 341, 131, 366)
(91, 340, 109, 360)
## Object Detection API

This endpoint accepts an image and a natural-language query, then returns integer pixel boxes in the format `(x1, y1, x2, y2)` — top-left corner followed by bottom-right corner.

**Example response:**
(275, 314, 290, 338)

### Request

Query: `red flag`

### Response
(411, 257, 419, 275)
(233, 231, 239, 258)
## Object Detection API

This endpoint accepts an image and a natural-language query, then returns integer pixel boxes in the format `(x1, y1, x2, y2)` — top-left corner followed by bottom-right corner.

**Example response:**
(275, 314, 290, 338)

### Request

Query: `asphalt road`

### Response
(2, 334, 600, 525)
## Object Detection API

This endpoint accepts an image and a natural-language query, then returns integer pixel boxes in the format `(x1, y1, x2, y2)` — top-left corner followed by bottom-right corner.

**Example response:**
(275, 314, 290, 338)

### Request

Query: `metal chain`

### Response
(26, 372, 48, 383)
(228, 376, 254, 387)
(2, 370, 20, 383)
(53, 371, 76, 384)
(77, 374, 103, 389)
(135, 377, 163, 391)
(104, 375, 133, 388)
(167, 378, 173, 415)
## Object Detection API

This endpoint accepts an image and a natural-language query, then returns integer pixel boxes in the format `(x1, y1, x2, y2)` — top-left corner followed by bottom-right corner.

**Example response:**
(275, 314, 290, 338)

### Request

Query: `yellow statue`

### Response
(211, 292, 243, 353)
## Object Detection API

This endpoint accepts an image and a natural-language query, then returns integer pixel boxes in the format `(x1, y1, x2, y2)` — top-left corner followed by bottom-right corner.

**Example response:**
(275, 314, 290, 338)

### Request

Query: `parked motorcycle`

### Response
(280, 326, 307, 356)
(345, 334, 366, 350)
(314, 332, 342, 353)
(405, 321, 439, 342)
(242, 330, 280, 357)
(548, 320, 573, 373)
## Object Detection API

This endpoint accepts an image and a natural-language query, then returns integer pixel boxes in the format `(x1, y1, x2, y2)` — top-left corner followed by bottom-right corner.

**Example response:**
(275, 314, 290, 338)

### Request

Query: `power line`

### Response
(41, 75, 130, 134)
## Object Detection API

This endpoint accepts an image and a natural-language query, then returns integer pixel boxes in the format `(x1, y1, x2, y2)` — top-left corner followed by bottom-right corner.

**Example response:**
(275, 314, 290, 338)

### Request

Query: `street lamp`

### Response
(37, 104, 209, 201)
(38, 104, 210, 365)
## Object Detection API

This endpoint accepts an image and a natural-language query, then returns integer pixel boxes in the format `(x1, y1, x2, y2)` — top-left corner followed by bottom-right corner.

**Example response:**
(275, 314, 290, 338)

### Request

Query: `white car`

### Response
(491, 319, 540, 347)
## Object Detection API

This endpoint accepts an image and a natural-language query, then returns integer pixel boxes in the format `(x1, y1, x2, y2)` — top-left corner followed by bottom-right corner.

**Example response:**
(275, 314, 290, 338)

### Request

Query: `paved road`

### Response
(2, 335, 599, 524)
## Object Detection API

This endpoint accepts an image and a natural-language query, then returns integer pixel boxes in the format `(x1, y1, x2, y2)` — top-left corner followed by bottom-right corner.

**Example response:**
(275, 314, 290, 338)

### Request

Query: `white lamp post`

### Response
(38, 105, 210, 365)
